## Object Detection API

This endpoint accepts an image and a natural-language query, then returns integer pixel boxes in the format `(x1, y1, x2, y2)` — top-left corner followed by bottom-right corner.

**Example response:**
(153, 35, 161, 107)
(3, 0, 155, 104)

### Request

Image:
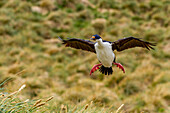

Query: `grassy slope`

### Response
(0, 0, 170, 112)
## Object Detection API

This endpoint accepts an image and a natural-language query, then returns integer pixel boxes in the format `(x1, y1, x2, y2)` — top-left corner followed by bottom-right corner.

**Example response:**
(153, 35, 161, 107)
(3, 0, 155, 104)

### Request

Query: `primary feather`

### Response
(112, 37, 156, 51)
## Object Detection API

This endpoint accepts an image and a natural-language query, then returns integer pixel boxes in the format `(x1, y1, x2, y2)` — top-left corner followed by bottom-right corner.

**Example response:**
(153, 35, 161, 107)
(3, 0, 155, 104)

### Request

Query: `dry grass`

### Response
(0, 0, 169, 112)
(0, 81, 53, 112)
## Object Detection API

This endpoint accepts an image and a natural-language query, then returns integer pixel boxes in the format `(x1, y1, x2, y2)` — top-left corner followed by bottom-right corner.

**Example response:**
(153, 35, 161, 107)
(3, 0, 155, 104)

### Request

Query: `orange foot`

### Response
(114, 63, 125, 73)
(90, 63, 102, 75)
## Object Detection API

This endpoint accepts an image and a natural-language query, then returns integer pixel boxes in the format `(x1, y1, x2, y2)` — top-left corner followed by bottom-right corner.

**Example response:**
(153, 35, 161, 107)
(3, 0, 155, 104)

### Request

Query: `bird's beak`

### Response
(90, 36, 96, 40)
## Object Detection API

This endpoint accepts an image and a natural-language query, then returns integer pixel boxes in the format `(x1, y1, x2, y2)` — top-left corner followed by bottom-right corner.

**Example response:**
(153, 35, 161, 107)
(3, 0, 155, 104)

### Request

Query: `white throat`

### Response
(96, 38, 103, 46)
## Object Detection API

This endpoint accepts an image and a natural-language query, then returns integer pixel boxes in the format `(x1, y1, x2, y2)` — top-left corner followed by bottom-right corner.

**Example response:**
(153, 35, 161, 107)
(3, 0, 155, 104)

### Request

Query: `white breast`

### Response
(95, 41, 115, 67)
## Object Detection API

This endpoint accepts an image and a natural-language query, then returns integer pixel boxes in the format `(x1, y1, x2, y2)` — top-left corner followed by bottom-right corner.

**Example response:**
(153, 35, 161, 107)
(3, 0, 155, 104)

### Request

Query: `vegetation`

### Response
(0, 0, 169, 112)
(0, 79, 53, 112)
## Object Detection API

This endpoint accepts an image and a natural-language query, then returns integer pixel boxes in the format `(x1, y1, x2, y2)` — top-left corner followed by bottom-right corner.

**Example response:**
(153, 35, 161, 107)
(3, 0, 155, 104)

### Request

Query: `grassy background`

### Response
(0, 0, 170, 112)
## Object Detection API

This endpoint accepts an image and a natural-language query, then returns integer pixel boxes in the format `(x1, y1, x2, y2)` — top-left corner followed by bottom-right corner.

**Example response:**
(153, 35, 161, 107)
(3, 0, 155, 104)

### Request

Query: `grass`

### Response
(0, 79, 53, 112)
(0, 0, 170, 112)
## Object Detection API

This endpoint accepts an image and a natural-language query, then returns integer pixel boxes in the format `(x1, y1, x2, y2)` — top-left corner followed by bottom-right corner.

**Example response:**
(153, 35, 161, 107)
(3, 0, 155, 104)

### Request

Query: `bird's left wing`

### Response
(59, 37, 96, 53)
(112, 37, 156, 51)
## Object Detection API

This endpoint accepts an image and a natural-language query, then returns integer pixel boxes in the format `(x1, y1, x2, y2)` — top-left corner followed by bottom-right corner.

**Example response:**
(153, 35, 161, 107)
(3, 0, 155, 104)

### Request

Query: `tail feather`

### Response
(99, 65, 113, 75)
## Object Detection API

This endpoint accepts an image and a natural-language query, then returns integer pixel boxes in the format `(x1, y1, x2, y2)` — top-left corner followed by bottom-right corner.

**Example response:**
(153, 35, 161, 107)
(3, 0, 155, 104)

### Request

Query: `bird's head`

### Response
(90, 34, 101, 41)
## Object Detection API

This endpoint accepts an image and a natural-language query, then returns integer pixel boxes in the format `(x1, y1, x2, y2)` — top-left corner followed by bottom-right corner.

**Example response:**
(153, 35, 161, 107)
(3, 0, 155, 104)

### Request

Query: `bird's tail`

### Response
(99, 65, 113, 75)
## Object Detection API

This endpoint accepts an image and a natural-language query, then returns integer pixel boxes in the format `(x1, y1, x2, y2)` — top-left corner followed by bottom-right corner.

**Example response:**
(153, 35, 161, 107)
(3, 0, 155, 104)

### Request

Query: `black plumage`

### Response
(112, 37, 156, 51)
(58, 36, 96, 53)
(99, 65, 113, 75)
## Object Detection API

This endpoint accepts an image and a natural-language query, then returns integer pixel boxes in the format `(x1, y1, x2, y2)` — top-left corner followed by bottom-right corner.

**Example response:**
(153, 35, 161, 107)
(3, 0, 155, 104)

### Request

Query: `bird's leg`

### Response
(113, 62, 125, 73)
(90, 63, 102, 75)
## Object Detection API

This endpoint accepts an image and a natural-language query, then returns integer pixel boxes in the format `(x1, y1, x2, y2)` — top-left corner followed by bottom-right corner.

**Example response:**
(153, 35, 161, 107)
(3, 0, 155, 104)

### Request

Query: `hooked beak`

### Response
(90, 36, 96, 40)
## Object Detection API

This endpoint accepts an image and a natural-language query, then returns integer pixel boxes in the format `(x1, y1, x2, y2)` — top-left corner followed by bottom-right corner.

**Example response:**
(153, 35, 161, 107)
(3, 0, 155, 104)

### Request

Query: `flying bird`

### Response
(59, 34, 155, 75)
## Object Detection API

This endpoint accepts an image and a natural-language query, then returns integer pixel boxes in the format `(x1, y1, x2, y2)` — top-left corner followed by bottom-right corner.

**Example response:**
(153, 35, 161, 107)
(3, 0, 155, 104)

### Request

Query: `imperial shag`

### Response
(59, 34, 155, 75)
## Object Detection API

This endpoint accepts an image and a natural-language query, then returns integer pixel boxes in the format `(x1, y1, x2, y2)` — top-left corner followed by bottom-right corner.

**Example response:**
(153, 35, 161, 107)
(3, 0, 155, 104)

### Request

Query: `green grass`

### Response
(0, 0, 170, 112)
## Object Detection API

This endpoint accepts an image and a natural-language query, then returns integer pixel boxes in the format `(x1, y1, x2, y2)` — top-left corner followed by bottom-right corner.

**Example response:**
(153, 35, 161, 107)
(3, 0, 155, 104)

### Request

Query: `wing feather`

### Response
(112, 37, 156, 51)
(59, 36, 96, 53)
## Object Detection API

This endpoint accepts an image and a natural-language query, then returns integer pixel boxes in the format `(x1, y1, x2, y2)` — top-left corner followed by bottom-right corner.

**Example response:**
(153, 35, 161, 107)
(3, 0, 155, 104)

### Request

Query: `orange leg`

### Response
(113, 63, 125, 73)
(90, 63, 102, 75)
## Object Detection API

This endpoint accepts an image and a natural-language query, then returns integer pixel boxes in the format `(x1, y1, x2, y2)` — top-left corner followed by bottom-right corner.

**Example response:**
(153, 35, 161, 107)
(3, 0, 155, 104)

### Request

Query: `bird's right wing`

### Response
(59, 36, 96, 53)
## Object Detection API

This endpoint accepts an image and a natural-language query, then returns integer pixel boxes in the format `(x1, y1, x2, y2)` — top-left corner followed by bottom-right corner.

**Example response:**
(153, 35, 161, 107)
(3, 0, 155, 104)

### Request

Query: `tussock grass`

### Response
(0, 80, 53, 112)
(0, 0, 169, 112)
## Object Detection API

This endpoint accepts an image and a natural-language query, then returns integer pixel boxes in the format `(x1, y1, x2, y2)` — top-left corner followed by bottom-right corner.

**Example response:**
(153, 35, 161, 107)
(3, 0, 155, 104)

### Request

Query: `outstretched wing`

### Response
(112, 37, 156, 51)
(59, 36, 96, 53)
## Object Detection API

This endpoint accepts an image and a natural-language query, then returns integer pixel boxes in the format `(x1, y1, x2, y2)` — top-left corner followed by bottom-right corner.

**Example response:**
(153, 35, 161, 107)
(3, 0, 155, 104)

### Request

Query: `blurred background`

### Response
(0, 0, 170, 112)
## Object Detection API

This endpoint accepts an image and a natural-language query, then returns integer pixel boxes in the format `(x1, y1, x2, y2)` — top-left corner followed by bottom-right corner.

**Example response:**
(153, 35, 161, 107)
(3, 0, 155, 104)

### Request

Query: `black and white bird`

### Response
(59, 34, 155, 75)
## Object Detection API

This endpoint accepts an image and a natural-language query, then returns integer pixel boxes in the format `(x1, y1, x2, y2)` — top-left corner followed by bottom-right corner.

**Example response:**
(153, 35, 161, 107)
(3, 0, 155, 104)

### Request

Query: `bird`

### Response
(58, 34, 155, 75)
